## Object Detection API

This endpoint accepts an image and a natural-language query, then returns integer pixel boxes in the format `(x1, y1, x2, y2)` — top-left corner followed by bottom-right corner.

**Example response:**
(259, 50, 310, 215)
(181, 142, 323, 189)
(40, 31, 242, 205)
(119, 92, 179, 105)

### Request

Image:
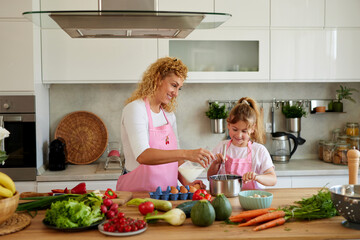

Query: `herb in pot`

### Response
(282, 104, 307, 118)
(205, 103, 228, 119)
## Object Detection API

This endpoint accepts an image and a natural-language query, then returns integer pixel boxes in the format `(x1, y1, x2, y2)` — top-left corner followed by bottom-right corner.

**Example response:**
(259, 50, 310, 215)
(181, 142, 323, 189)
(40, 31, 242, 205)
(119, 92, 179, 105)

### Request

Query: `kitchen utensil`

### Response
(217, 144, 228, 180)
(270, 132, 298, 163)
(238, 190, 273, 210)
(55, 111, 108, 165)
(104, 141, 123, 171)
(209, 174, 242, 197)
(329, 149, 360, 230)
(178, 161, 204, 182)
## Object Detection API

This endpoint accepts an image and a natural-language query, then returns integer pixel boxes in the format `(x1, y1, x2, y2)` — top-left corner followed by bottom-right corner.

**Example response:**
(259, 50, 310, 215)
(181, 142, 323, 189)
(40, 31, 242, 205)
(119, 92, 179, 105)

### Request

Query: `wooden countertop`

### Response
(2, 188, 360, 240)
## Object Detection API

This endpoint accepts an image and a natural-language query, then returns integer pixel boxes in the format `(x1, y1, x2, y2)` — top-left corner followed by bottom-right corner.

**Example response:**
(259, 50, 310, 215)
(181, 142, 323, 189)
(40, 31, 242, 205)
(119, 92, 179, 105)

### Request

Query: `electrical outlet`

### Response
(266, 123, 272, 133)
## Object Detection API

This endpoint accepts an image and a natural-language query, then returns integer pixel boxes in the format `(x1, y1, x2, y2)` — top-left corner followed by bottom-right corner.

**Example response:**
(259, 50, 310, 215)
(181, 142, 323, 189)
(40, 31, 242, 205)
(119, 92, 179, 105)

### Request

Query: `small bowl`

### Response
(238, 190, 273, 210)
(0, 191, 19, 225)
(315, 106, 326, 113)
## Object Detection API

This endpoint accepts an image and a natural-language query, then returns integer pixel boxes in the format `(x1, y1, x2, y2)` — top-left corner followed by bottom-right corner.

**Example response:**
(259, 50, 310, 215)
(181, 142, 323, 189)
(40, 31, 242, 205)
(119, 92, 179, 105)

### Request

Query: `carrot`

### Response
(238, 210, 286, 227)
(253, 217, 286, 231)
(229, 208, 276, 221)
(228, 217, 252, 223)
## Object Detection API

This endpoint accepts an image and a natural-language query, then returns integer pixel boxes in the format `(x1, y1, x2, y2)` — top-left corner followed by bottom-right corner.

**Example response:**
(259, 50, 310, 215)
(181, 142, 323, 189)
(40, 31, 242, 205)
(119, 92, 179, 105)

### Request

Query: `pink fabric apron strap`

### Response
(116, 98, 179, 192)
(224, 141, 256, 190)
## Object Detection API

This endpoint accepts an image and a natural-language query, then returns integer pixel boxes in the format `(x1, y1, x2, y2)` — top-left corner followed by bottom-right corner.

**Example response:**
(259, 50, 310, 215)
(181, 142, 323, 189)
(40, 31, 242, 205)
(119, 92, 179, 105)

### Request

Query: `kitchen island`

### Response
(2, 188, 360, 240)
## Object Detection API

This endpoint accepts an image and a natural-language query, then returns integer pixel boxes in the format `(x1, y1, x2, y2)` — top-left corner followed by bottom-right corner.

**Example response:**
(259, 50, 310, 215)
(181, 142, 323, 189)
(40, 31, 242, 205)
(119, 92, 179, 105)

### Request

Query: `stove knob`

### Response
(3, 103, 10, 109)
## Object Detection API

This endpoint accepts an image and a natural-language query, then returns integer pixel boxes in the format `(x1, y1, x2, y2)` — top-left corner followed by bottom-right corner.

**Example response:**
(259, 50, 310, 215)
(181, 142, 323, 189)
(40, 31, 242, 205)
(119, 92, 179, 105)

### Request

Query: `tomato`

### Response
(103, 198, 113, 207)
(138, 201, 155, 215)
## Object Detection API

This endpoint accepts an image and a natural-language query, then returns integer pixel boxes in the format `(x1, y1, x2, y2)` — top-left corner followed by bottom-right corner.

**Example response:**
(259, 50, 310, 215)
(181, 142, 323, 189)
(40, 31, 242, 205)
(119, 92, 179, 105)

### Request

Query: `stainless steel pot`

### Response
(209, 174, 242, 198)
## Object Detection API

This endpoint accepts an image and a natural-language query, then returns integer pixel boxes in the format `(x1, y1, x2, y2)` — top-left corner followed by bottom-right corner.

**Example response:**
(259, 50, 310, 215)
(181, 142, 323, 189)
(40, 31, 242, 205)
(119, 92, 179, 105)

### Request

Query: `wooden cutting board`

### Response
(20, 191, 133, 206)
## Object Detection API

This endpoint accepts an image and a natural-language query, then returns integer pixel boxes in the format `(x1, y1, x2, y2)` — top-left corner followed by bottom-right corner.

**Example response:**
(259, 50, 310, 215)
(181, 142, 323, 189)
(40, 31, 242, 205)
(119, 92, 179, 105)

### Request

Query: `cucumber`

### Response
(126, 198, 172, 212)
(176, 200, 198, 218)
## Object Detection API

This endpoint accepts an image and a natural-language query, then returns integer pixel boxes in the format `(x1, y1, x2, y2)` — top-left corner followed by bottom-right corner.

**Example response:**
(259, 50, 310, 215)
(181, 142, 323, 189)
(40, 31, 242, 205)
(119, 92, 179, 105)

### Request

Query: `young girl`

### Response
(207, 97, 277, 190)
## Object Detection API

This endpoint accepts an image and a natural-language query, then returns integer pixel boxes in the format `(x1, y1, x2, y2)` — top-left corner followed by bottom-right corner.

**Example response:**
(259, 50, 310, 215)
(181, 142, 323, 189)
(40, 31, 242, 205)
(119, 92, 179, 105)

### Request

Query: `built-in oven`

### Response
(0, 96, 37, 181)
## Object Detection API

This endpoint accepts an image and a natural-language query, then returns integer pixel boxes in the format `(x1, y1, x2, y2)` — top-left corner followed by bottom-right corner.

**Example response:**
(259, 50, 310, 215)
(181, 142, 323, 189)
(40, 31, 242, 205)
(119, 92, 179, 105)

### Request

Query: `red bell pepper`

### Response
(104, 188, 117, 199)
(192, 189, 212, 201)
(71, 182, 87, 194)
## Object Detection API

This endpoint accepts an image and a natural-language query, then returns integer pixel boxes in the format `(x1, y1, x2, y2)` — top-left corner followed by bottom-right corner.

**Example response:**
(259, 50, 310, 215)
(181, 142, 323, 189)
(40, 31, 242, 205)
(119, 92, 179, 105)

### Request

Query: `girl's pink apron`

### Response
(116, 99, 178, 192)
(224, 140, 257, 190)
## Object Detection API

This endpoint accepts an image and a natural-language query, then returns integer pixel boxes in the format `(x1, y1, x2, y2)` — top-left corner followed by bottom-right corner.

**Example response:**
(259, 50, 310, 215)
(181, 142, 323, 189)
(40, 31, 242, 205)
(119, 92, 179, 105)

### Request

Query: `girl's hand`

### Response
(242, 171, 258, 184)
(186, 148, 215, 168)
(189, 180, 206, 189)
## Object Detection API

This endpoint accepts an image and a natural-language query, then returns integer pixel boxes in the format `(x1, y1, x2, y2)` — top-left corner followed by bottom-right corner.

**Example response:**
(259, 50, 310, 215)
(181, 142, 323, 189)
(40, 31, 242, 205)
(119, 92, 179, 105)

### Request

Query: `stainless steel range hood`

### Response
(23, 0, 231, 39)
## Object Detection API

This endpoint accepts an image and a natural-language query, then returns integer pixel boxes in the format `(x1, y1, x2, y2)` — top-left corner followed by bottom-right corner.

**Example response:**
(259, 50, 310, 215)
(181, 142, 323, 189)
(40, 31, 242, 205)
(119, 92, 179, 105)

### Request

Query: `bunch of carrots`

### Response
(229, 208, 288, 231)
(228, 188, 338, 231)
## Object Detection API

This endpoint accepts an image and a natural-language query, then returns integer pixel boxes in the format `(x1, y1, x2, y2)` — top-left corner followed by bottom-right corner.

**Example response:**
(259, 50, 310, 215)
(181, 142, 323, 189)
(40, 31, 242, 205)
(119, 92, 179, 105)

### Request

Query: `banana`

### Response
(0, 172, 16, 194)
(0, 185, 13, 198)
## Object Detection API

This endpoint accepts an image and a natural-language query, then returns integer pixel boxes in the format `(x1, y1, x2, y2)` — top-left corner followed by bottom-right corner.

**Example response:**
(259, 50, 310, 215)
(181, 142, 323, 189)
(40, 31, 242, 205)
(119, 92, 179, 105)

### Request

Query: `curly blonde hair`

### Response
(126, 57, 188, 112)
(227, 97, 266, 144)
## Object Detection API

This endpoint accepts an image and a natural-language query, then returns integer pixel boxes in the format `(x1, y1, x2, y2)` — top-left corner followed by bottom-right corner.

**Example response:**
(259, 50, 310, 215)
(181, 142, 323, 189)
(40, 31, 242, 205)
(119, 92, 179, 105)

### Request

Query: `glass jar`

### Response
(349, 136, 360, 150)
(318, 140, 325, 160)
(333, 142, 350, 165)
(345, 122, 359, 136)
(332, 128, 341, 142)
(322, 141, 335, 163)
(338, 134, 350, 144)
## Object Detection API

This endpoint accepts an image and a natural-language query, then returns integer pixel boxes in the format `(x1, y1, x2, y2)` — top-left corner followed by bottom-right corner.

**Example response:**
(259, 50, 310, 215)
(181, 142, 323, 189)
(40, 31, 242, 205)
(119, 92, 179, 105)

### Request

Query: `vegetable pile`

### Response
(44, 192, 104, 228)
(229, 188, 338, 231)
(102, 212, 146, 233)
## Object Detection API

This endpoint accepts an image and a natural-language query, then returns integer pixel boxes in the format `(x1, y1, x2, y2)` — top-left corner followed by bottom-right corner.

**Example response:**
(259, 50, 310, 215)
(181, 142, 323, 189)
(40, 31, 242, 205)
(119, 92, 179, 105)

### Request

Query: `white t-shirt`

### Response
(121, 99, 178, 171)
(212, 140, 274, 189)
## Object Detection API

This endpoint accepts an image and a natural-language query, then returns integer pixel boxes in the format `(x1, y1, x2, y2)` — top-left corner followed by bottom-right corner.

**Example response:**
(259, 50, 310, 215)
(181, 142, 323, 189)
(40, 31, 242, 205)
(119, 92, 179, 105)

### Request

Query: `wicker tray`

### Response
(55, 111, 108, 165)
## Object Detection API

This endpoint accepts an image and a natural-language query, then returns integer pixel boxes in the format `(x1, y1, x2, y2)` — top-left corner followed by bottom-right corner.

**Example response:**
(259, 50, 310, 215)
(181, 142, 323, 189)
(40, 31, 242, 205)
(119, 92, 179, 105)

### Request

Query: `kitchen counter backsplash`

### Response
(49, 82, 360, 161)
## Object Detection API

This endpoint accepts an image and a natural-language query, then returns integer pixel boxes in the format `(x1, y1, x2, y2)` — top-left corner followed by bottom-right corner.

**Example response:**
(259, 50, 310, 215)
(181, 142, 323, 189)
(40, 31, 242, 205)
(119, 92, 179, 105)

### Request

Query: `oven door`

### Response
(0, 114, 37, 180)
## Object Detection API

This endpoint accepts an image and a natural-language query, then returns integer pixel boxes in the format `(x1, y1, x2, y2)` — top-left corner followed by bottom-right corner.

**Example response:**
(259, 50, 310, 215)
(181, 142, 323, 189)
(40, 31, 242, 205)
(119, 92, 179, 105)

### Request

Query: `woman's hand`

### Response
(189, 180, 206, 189)
(186, 148, 215, 168)
(242, 171, 258, 184)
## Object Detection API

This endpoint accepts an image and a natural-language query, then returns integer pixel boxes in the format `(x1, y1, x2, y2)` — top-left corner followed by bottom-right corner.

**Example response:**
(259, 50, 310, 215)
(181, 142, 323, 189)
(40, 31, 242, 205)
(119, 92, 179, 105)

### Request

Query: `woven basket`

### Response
(55, 111, 108, 165)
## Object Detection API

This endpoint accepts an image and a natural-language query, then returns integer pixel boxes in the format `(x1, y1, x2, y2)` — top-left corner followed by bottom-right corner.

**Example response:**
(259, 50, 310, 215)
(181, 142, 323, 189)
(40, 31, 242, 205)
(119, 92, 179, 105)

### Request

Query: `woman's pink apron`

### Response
(225, 140, 257, 190)
(116, 99, 178, 192)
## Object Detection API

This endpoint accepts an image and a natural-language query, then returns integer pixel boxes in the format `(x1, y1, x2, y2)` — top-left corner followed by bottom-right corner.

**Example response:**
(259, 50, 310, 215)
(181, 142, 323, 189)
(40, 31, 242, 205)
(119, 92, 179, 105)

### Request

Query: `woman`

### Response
(116, 57, 214, 192)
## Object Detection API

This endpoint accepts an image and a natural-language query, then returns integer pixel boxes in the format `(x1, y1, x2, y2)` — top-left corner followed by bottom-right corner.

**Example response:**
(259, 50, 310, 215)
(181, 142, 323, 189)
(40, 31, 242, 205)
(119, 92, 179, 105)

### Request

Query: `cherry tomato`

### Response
(103, 198, 113, 207)
(117, 212, 125, 219)
(138, 201, 155, 215)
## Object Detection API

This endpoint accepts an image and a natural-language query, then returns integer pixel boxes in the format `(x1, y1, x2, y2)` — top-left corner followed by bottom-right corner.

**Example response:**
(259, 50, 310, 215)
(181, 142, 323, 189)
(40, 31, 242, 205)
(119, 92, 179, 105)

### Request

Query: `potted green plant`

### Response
(332, 85, 358, 112)
(282, 104, 307, 133)
(205, 102, 229, 134)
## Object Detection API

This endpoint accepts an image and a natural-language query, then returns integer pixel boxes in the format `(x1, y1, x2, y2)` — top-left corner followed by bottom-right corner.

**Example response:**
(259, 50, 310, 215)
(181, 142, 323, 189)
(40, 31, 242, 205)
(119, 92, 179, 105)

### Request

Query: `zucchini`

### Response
(190, 200, 215, 227)
(176, 200, 198, 218)
(211, 193, 232, 220)
(126, 198, 172, 212)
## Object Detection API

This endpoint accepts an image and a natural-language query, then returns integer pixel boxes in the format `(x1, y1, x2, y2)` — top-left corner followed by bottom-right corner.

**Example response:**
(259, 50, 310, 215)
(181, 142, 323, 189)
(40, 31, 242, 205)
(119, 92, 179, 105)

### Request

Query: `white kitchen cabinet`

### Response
(271, 29, 332, 82)
(41, 30, 158, 83)
(0, 0, 32, 18)
(267, 177, 292, 189)
(158, 0, 213, 12)
(0, 21, 34, 92)
(271, 0, 325, 28)
(40, 0, 98, 11)
(291, 175, 347, 188)
(159, 29, 270, 83)
(328, 29, 360, 81)
(37, 180, 117, 192)
(15, 181, 37, 193)
(326, 0, 360, 27)
(215, 0, 270, 28)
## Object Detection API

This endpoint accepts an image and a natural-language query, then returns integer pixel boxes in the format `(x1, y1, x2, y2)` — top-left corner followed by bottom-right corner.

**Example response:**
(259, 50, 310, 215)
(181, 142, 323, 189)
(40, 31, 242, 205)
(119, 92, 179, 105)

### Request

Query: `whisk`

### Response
(217, 144, 228, 180)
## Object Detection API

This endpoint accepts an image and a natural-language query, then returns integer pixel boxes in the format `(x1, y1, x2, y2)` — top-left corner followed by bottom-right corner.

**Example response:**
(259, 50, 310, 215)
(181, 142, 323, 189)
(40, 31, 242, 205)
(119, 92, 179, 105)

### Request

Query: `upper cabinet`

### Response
(159, 29, 270, 82)
(325, 0, 360, 27)
(0, 0, 34, 93)
(40, 0, 98, 11)
(270, 30, 331, 81)
(0, 0, 32, 18)
(215, 0, 270, 27)
(158, 0, 213, 12)
(271, 0, 325, 28)
(41, 30, 158, 83)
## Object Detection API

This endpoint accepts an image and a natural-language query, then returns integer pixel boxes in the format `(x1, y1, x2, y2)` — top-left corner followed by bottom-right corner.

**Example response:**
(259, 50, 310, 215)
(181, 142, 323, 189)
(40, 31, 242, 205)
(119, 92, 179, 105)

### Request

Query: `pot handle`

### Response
(286, 133, 298, 158)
